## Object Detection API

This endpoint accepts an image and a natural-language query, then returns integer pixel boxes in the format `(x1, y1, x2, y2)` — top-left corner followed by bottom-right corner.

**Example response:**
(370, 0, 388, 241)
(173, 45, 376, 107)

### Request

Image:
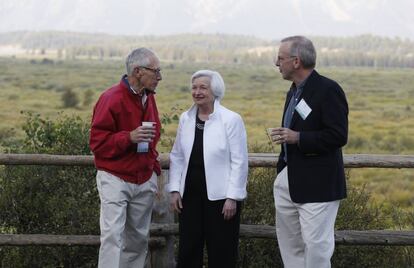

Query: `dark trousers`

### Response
(177, 184, 241, 268)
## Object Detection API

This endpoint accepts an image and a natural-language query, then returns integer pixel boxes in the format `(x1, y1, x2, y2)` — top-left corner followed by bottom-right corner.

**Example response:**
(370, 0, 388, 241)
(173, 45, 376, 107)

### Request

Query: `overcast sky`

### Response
(1, 0, 413, 40)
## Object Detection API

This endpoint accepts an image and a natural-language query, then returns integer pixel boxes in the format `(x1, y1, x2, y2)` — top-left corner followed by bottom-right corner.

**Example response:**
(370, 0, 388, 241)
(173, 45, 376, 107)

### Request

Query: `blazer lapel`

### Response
(290, 70, 319, 128)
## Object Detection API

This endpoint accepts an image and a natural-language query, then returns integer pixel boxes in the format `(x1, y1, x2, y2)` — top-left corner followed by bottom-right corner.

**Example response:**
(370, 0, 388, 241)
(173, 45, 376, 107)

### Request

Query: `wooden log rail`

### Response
(2, 224, 414, 246)
(1, 153, 414, 168)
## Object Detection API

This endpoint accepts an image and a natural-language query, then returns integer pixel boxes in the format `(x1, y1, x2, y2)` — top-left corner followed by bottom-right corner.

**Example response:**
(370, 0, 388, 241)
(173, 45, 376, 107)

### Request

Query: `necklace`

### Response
(196, 122, 204, 130)
(196, 109, 207, 130)
(196, 115, 205, 130)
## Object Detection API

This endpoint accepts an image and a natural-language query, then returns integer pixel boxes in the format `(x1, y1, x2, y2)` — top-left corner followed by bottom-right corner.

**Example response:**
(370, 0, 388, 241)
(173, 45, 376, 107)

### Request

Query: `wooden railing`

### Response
(1, 153, 414, 267)
(1, 153, 413, 168)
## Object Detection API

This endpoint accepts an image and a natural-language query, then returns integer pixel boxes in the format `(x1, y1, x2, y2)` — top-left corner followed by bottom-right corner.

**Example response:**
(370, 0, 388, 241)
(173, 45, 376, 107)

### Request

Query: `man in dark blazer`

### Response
(269, 36, 348, 268)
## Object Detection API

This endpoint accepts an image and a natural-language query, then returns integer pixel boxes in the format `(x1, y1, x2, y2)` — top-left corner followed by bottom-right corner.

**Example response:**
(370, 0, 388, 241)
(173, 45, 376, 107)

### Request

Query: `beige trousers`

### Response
(96, 170, 157, 268)
(273, 167, 340, 268)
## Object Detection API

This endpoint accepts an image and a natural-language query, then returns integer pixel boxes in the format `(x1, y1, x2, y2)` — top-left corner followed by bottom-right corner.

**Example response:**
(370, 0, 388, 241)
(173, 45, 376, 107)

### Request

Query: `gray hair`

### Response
(281, 36, 316, 69)
(125, 48, 157, 75)
(191, 70, 225, 100)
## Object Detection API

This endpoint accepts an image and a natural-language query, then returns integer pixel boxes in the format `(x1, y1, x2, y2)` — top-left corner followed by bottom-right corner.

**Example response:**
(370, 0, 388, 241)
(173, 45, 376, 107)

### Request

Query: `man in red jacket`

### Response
(89, 47, 162, 268)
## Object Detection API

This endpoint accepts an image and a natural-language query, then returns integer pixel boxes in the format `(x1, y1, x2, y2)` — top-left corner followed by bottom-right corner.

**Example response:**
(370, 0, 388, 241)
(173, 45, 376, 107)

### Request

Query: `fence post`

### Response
(150, 169, 175, 268)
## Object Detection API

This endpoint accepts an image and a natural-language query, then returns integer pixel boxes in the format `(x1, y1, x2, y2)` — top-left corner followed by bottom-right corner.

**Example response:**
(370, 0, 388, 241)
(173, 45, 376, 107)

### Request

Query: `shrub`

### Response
(0, 113, 99, 267)
(0, 128, 17, 148)
(8, 94, 19, 100)
(333, 183, 409, 268)
(61, 88, 79, 108)
(239, 166, 283, 267)
(159, 105, 181, 150)
(347, 136, 366, 149)
(83, 89, 95, 107)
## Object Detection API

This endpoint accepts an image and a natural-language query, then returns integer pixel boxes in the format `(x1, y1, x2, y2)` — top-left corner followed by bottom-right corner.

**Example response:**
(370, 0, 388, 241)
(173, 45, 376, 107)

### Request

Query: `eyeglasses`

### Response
(277, 55, 297, 62)
(274, 55, 297, 67)
(138, 66, 162, 76)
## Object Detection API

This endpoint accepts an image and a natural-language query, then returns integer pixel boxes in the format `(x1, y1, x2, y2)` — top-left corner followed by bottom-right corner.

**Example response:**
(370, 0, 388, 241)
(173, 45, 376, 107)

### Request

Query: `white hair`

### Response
(191, 70, 225, 100)
(125, 47, 157, 75)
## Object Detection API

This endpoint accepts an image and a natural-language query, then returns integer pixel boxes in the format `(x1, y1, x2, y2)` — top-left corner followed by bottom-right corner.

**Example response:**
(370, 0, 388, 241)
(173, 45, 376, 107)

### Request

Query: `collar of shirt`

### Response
(290, 69, 313, 95)
(122, 74, 147, 106)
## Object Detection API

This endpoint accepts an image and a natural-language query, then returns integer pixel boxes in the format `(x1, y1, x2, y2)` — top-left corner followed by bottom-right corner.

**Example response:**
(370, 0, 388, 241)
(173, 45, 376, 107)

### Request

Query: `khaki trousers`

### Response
(96, 170, 157, 268)
(273, 167, 339, 268)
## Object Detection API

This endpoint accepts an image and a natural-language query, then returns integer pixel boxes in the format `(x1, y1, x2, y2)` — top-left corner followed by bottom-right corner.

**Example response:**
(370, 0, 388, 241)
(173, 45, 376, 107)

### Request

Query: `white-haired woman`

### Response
(168, 70, 248, 267)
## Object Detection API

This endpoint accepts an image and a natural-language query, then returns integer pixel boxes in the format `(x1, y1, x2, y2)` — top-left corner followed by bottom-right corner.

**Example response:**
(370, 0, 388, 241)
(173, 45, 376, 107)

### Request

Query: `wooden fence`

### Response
(1, 153, 414, 267)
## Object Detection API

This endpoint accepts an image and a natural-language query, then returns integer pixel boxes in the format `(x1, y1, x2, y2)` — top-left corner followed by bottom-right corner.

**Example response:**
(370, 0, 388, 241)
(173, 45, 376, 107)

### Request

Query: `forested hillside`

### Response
(0, 31, 413, 67)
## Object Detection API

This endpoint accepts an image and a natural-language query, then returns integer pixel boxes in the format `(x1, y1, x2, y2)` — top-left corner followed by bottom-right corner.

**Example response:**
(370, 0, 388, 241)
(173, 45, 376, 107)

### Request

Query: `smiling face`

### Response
(191, 76, 215, 109)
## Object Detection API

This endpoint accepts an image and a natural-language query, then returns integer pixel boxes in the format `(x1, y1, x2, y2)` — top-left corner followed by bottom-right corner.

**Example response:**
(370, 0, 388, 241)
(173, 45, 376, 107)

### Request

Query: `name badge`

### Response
(295, 99, 312, 120)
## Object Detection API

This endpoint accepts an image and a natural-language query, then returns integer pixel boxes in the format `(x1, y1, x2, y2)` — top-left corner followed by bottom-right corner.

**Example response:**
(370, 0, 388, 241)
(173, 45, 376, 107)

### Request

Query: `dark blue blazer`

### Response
(277, 70, 348, 203)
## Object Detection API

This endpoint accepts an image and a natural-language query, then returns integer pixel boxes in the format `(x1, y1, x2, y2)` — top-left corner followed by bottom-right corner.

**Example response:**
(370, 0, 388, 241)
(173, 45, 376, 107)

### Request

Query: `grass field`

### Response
(1, 57, 413, 211)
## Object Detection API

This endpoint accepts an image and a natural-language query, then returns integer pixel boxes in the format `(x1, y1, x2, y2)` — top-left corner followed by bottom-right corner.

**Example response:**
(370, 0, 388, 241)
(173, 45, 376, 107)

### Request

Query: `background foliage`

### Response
(0, 114, 98, 267)
(1, 31, 414, 67)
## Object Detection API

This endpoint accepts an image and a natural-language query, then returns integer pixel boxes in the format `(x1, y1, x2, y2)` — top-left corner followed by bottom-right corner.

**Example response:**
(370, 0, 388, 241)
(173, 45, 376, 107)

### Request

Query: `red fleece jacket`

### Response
(89, 78, 161, 184)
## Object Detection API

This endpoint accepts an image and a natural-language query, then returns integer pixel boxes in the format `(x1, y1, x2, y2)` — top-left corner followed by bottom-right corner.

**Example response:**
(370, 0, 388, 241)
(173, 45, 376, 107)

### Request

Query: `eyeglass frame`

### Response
(274, 55, 298, 66)
(136, 66, 162, 76)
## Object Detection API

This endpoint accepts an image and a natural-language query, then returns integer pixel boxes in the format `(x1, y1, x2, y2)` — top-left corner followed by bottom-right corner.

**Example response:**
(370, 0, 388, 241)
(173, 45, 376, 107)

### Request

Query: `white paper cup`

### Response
(142, 121, 156, 127)
(137, 122, 156, 153)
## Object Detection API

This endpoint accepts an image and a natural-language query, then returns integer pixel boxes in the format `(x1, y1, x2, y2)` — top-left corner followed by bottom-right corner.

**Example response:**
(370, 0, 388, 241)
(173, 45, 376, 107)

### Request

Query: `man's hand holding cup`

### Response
(268, 127, 300, 145)
(130, 122, 156, 143)
(267, 127, 281, 143)
(131, 122, 156, 153)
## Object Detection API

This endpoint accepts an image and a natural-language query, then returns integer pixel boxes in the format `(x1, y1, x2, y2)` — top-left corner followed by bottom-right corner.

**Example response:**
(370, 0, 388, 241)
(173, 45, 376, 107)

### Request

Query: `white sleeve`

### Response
(225, 114, 248, 200)
(168, 114, 185, 193)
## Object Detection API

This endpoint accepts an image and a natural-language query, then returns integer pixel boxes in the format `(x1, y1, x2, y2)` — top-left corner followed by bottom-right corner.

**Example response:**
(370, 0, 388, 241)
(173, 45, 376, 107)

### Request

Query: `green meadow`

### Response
(1, 57, 413, 211)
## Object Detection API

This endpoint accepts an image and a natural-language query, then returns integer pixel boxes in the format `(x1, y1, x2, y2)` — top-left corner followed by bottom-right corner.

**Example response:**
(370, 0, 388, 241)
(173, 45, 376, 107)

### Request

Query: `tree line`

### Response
(1, 31, 413, 68)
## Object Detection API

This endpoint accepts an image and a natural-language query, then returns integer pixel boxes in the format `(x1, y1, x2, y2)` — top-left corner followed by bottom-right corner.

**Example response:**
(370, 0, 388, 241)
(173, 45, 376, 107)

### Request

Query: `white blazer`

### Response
(168, 100, 248, 201)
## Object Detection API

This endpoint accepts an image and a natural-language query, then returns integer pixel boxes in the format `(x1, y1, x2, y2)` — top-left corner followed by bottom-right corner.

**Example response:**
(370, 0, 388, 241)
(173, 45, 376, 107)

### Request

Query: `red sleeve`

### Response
(89, 97, 133, 159)
(145, 94, 162, 175)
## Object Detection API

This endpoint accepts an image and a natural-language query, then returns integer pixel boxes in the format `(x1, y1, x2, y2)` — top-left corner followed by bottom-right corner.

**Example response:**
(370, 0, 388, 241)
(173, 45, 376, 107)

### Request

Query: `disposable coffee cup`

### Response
(137, 122, 156, 153)
(142, 121, 156, 128)
(267, 128, 278, 142)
